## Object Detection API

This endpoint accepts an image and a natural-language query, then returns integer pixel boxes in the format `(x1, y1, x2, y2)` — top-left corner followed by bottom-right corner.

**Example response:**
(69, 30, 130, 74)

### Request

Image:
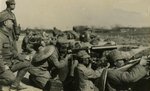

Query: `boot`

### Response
(10, 68, 28, 90)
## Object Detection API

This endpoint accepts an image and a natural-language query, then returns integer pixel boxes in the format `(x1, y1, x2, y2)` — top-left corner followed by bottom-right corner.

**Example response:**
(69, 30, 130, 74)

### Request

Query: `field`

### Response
(98, 33, 150, 46)
(95, 29, 150, 46)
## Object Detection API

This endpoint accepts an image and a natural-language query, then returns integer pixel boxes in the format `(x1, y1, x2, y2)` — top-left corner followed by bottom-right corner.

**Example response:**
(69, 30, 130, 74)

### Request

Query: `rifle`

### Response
(117, 47, 150, 71)
(116, 58, 140, 71)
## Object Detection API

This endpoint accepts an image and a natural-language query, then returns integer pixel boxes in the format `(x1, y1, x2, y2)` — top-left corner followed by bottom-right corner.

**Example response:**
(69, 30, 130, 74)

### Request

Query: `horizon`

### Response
(0, 0, 150, 30)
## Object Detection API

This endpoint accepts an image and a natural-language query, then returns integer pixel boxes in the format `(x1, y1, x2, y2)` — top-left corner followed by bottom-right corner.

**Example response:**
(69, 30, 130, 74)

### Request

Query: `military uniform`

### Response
(0, 27, 30, 86)
(75, 64, 104, 91)
(21, 32, 35, 53)
(74, 51, 104, 91)
(0, 2, 19, 41)
(0, 1, 30, 89)
(104, 64, 147, 91)
(0, 31, 16, 85)
(101, 50, 148, 91)
(29, 45, 69, 89)
(0, 0, 20, 53)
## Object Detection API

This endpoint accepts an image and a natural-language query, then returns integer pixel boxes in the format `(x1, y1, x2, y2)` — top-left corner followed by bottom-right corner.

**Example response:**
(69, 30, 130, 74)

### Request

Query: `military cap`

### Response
(90, 38, 99, 45)
(77, 50, 90, 59)
(6, 0, 15, 5)
(0, 11, 14, 23)
(57, 38, 69, 44)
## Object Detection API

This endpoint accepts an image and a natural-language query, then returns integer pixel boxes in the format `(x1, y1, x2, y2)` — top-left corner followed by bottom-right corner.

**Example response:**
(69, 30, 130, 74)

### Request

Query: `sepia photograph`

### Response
(0, 0, 150, 91)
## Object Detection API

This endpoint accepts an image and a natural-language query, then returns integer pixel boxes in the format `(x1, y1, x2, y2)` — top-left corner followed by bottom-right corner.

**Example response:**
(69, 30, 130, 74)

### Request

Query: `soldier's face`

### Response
(82, 57, 90, 66)
(4, 20, 14, 29)
(9, 4, 15, 10)
(114, 60, 125, 67)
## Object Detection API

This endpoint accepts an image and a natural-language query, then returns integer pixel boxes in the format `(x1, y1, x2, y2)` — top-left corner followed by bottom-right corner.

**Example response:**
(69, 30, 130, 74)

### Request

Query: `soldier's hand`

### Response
(49, 52, 58, 61)
(5, 65, 10, 70)
(140, 56, 148, 66)
(17, 54, 26, 61)
(15, 35, 19, 41)
(71, 60, 78, 68)
(65, 54, 73, 60)
(70, 60, 78, 76)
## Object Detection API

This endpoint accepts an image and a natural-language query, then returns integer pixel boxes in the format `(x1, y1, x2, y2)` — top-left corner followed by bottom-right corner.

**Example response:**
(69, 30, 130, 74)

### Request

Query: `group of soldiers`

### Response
(0, 0, 150, 91)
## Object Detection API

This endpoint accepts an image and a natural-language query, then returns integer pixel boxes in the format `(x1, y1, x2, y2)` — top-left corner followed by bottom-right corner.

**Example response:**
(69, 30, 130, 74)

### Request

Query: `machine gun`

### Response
(68, 45, 117, 54)
(67, 45, 117, 69)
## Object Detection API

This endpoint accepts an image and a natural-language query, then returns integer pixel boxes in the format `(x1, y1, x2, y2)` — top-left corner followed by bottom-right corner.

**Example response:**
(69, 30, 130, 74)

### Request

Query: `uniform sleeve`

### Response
(120, 65, 147, 83)
(78, 66, 103, 79)
(26, 43, 35, 52)
(108, 64, 147, 84)
(51, 57, 68, 69)
(12, 13, 19, 35)
(0, 39, 6, 73)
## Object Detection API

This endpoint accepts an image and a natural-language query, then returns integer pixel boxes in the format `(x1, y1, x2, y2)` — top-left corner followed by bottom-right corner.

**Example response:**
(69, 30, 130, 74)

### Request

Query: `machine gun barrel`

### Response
(68, 45, 117, 54)
(91, 45, 117, 50)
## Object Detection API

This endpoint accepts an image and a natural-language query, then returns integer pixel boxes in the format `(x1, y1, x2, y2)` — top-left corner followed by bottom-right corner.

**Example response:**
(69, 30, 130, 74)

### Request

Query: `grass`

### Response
(97, 33, 150, 46)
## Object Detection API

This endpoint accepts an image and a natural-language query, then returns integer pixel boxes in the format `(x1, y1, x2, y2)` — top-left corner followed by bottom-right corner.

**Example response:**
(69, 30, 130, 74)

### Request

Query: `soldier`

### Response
(21, 29, 34, 53)
(5, 0, 20, 40)
(0, 7, 30, 90)
(74, 50, 104, 91)
(1, 0, 20, 52)
(29, 44, 72, 90)
(79, 31, 92, 48)
(55, 37, 78, 91)
(41, 31, 51, 46)
(100, 50, 149, 91)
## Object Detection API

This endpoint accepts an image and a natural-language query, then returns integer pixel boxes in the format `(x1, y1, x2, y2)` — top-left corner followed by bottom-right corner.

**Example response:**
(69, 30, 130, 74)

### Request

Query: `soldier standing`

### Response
(1, 0, 20, 52)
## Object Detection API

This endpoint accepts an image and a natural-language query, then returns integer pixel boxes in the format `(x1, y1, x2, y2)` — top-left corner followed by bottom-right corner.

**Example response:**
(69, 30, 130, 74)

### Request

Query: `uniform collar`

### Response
(78, 63, 86, 68)
(6, 8, 12, 12)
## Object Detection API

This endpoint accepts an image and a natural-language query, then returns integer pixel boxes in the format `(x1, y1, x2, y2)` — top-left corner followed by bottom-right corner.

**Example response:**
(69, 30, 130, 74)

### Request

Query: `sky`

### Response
(0, 0, 150, 30)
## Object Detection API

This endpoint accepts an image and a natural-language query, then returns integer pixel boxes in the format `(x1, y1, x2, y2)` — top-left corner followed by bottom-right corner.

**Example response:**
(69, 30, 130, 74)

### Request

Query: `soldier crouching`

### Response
(101, 50, 149, 91)
(28, 43, 72, 90)
(74, 50, 104, 91)
(0, 11, 30, 90)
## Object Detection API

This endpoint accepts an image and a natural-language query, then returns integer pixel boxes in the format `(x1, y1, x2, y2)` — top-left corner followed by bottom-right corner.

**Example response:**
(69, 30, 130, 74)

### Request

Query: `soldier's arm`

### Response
(108, 64, 147, 83)
(79, 66, 104, 79)
(50, 54, 71, 69)
(21, 37, 28, 49)
(120, 64, 147, 83)
(12, 13, 20, 35)
(26, 44, 35, 52)
(0, 39, 6, 73)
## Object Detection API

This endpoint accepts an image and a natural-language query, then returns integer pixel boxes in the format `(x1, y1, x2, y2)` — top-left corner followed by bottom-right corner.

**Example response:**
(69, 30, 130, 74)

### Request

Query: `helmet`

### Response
(79, 31, 91, 42)
(77, 50, 90, 59)
(6, 0, 15, 5)
(107, 50, 125, 62)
